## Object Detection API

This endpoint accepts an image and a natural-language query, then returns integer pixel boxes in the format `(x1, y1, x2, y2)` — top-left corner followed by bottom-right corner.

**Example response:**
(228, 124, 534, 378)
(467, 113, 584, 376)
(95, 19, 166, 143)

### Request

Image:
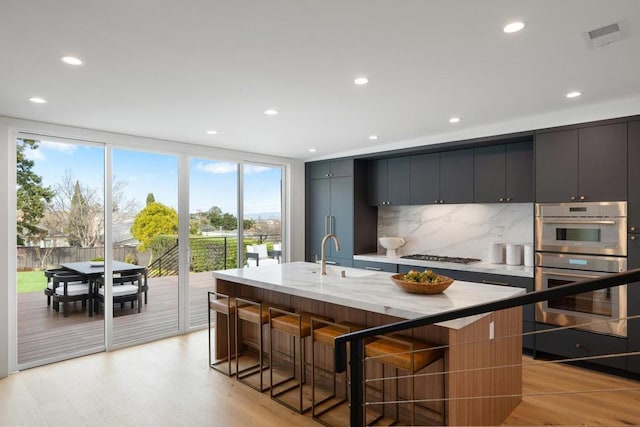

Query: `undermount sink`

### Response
(310, 266, 378, 278)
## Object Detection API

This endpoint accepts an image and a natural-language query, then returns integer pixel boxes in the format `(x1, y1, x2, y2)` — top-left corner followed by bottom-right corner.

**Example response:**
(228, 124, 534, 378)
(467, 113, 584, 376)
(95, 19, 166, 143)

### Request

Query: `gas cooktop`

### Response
(400, 254, 482, 264)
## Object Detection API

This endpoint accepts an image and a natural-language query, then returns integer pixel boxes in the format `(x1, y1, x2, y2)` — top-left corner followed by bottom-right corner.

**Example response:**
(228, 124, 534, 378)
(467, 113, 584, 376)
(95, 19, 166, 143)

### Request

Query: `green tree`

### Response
(205, 206, 253, 231)
(16, 139, 55, 245)
(146, 193, 156, 205)
(130, 201, 178, 252)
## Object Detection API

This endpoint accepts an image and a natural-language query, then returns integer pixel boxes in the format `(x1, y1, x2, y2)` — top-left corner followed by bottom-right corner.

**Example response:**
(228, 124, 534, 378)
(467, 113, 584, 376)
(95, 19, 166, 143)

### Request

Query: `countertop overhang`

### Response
(354, 253, 534, 278)
(212, 262, 525, 329)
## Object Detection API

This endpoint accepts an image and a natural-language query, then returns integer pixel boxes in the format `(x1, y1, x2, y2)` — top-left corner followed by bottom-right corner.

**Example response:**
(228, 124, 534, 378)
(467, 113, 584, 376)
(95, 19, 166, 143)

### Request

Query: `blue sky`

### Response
(26, 140, 281, 217)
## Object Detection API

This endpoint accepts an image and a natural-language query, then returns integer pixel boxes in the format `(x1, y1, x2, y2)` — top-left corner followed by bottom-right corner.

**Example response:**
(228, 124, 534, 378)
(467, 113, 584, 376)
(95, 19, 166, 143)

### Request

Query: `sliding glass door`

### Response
(16, 137, 105, 367)
(188, 158, 238, 328)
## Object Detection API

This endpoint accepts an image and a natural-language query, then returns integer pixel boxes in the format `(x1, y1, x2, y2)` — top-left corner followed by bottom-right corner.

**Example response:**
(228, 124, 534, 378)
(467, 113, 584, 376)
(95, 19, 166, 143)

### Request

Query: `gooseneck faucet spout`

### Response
(321, 233, 341, 275)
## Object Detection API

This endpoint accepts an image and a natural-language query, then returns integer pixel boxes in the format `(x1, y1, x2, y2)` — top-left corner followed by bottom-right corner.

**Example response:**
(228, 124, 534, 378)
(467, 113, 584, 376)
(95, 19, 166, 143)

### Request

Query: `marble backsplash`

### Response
(377, 203, 533, 261)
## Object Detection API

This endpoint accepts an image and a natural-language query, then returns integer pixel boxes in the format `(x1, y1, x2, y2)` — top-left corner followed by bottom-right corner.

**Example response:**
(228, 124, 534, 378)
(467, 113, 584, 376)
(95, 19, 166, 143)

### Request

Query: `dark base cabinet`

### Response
(353, 259, 398, 273)
(535, 323, 628, 371)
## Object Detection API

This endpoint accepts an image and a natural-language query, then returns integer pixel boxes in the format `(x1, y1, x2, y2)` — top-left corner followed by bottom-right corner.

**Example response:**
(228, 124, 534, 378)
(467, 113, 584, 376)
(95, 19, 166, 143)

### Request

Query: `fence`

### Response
(16, 246, 150, 271)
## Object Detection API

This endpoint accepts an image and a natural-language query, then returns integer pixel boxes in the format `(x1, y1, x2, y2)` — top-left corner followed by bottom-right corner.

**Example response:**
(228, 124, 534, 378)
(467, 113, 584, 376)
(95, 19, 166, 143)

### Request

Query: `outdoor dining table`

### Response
(59, 261, 148, 316)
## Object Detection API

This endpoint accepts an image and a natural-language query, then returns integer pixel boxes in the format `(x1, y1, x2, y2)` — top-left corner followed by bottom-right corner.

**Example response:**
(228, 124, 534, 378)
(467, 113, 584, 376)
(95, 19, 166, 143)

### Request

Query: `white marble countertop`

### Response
(212, 261, 524, 330)
(354, 253, 534, 278)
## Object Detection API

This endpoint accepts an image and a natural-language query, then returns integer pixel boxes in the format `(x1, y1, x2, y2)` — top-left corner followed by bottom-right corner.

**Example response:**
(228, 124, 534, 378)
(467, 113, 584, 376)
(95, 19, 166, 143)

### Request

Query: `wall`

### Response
(1, 120, 9, 378)
(378, 203, 533, 261)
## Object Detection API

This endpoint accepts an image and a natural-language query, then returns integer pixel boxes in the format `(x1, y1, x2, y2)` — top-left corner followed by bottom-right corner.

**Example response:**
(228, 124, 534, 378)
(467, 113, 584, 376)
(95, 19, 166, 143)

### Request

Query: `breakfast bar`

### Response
(212, 261, 525, 426)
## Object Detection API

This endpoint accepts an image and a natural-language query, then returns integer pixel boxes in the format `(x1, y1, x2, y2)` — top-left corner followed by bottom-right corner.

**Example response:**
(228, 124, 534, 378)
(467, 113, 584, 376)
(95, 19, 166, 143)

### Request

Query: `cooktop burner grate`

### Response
(400, 254, 482, 264)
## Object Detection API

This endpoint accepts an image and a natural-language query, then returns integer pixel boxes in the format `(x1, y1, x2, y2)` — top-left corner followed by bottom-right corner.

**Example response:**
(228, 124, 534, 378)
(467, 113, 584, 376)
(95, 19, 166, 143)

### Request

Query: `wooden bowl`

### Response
(391, 274, 454, 295)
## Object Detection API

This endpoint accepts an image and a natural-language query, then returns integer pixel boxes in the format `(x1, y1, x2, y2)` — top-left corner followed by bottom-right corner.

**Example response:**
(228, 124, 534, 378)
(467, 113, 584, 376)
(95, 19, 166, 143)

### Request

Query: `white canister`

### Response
(506, 244, 523, 266)
(523, 244, 534, 267)
(489, 243, 505, 264)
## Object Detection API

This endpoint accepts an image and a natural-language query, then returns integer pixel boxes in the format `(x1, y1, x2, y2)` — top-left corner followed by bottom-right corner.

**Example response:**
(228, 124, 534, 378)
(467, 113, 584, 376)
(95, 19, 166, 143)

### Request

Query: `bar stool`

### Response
(235, 297, 288, 391)
(365, 334, 445, 426)
(269, 308, 333, 413)
(311, 319, 365, 425)
(208, 291, 237, 376)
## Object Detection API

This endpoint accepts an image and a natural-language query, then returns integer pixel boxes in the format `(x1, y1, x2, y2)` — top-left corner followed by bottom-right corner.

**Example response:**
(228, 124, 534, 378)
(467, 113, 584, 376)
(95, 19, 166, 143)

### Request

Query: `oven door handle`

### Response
(546, 271, 602, 280)
(542, 219, 617, 225)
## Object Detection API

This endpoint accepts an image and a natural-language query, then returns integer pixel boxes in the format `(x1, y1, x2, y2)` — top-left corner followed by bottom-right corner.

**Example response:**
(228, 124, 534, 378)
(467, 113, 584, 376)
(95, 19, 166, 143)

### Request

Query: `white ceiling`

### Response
(1, 0, 640, 160)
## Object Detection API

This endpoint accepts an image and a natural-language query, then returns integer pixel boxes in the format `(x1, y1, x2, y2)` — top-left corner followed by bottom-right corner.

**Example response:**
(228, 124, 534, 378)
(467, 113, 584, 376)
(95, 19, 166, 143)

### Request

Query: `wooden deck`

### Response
(18, 271, 214, 366)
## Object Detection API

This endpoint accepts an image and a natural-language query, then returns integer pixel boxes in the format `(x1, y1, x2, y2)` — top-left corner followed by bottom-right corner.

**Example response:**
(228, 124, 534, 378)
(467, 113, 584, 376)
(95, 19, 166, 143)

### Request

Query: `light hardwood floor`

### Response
(2, 329, 640, 426)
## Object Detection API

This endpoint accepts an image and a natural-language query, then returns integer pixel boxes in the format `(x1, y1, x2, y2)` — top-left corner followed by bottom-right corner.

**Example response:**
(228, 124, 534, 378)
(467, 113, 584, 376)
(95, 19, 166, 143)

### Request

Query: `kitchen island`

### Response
(212, 262, 524, 426)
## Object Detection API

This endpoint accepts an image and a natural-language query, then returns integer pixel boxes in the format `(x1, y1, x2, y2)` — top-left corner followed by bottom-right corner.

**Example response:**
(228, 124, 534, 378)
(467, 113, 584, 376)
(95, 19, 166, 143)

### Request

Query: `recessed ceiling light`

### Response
(29, 97, 47, 104)
(354, 77, 369, 85)
(503, 22, 525, 33)
(369, 135, 379, 140)
(60, 56, 83, 66)
(264, 109, 279, 116)
(309, 148, 317, 153)
(449, 117, 461, 123)
(566, 91, 582, 98)
(205, 130, 218, 135)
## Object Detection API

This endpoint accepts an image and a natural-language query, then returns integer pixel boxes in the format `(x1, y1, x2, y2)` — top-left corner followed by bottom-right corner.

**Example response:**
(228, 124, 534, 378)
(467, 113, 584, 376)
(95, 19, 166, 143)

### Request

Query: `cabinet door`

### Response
(308, 162, 331, 180)
(506, 141, 533, 202)
(629, 121, 640, 233)
(367, 159, 387, 206)
(330, 159, 353, 178)
(330, 176, 354, 258)
(410, 153, 439, 204)
(440, 149, 474, 203)
(578, 123, 627, 202)
(535, 130, 578, 202)
(474, 145, 506, 203)
(387, 157, 411, 205)
(306, 178, 331, 262)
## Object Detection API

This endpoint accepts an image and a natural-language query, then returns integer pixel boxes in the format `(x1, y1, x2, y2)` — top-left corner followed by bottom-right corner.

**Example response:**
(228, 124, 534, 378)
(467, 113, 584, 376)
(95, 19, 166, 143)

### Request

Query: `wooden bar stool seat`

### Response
(269, 309, 333, 414)
(208, 291, 237, 376)
(235, 298, 289, 392)
(365, 334, 446, 426)
(311, 320, 365, 425)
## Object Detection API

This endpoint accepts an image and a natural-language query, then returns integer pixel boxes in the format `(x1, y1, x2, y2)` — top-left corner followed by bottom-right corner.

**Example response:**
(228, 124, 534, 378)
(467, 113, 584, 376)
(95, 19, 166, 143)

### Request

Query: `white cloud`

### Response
(24, 148, 45, 161)
(244, 165, 271, 174)
(195, 161, 238, 174)
(39, 140, 77, 154)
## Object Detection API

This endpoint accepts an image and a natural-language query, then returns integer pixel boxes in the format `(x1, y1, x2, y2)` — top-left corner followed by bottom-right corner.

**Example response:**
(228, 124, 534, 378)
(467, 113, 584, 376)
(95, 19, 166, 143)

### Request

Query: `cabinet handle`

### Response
(434, 200, 439, 204)
(570, 196, 576, 201)
(575, 343, 582, 349)
(440, 200, 445, 204)
(324, 216, 329, 235)
(482, 280, 510, 287)
(579, 195, 586, 201)
(631, 235, 637, 241)
(506, 197, 511, 202)
(330, 216, 335, 234)
(325, 261, 338, 265)
(365, 266, 382, 271)
(499, 198, 504, 202)
(630, 226, 636, 232)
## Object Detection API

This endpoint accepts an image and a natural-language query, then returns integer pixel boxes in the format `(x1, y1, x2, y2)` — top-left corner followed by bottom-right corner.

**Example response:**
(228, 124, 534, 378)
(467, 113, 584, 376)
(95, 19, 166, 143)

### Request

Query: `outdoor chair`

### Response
(44, 268, 83, 306)
(51, 273, 91, 317)
(95, 272, 144, 314)
(246, 244, 280, 267)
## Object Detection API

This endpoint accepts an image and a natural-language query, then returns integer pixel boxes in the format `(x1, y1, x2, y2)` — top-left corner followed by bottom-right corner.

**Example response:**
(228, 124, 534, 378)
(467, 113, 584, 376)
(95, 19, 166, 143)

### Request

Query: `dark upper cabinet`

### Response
(308, 159, 353, 180)
(629, 120, 640, 233)
(367, 157, 410, 206)
(535, 129, 579, 202)
(578, 123, 627, 202)
(329, 176, 354, 257)
(474, 145, 506, 203)
(536, 124, 627, 202)
(505, 141, 534, 202)
(410, 153, 439, 204)
(439, 149, 474, 204)
(409, 149, 473, 205)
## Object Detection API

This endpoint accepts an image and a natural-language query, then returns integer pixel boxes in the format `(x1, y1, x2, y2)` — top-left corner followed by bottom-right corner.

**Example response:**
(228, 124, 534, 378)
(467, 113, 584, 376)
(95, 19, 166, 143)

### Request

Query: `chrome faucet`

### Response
(321, 233, 341, 275)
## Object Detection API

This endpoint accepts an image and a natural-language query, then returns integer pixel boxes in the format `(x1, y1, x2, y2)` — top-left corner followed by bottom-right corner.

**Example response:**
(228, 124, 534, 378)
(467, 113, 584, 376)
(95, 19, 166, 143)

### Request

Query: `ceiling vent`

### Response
(584, 20, 629, 49)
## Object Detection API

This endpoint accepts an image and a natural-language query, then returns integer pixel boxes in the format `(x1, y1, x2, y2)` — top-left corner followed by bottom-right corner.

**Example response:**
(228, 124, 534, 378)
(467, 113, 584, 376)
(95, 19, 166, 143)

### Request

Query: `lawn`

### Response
(17, 270, 46, 293)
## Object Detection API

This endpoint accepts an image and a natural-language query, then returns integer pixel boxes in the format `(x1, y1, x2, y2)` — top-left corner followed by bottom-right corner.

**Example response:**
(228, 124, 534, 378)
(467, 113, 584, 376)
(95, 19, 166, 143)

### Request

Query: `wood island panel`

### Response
(213, 278, 522, 425)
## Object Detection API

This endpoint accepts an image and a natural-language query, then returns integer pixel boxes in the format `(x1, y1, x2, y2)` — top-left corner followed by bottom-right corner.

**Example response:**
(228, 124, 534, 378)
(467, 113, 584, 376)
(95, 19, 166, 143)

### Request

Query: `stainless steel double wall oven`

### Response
(535, 201, 628, 337)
